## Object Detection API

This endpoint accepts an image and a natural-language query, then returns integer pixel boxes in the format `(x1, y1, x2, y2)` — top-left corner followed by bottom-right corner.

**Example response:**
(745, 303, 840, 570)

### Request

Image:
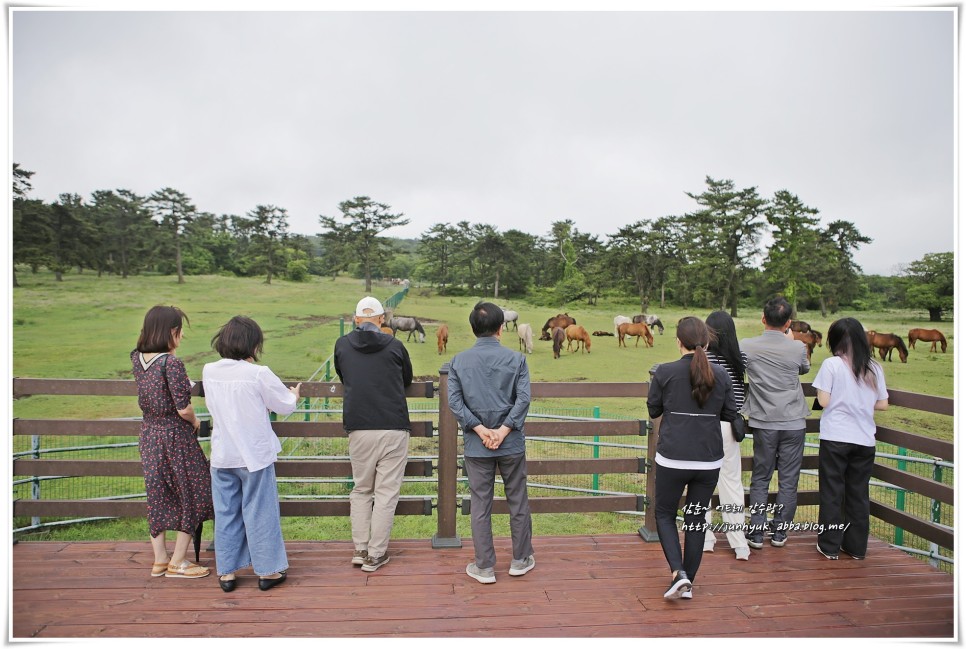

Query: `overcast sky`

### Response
(9, 6, 956, 276)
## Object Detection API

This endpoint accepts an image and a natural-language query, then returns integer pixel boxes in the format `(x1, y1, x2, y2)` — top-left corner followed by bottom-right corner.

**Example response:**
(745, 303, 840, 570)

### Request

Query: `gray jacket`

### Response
(739, 330, 810, 429)
(447, 336, 531, 457)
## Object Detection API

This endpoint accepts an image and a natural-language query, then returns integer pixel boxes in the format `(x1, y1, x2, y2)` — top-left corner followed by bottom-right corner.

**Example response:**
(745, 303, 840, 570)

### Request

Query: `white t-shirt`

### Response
(812, 355, 888, 447)
(202, 358, 298, 471)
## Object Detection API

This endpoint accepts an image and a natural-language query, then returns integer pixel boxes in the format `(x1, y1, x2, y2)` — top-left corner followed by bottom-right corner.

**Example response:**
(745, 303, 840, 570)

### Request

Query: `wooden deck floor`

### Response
(12, 532, 954, 639)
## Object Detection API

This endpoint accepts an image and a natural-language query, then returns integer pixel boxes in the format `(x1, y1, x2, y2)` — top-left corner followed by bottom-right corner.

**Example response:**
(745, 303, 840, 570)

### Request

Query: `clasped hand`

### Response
(476, 425, 510, 450)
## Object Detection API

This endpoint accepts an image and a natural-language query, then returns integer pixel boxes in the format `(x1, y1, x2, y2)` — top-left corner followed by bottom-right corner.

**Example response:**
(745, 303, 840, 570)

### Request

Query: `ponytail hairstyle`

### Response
(826, 317, 879, 390)
(676, 316, 716, 407)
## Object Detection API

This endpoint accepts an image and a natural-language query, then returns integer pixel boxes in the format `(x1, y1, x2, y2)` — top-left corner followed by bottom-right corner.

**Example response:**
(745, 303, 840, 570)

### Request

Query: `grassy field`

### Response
(10, 270, 954, 544)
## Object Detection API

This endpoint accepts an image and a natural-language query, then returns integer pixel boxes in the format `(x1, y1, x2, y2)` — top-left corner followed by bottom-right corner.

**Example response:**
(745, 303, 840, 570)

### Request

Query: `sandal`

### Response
(151, 561, 169, 578)
(165, 559, 210, 579)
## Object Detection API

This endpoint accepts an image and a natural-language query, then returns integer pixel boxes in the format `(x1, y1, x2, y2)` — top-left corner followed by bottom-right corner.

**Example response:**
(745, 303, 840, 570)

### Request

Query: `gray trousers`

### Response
(748, 427, 806, 530)
(464, 453, 534, 569)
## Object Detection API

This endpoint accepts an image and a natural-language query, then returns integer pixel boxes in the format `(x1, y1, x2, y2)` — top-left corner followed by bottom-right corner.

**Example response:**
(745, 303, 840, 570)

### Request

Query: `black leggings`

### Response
(654, 464, 720, 582)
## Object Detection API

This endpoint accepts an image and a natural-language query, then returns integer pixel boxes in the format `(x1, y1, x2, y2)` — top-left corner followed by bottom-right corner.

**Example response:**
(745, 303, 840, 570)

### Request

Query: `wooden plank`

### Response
(874, 426, 953, 460)
(524, 458, 644, 475)
(871, 463, 953, 505)
(461, 495, 642, 515)
(869, 500, 953, 550)
(523, 419, 645, 438)
(13, 498, 433, 518)
(530, 382, 648, 398)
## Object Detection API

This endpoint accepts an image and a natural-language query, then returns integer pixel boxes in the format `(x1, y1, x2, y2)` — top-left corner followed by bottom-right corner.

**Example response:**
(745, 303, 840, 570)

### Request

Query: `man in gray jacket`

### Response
(447, 302, 534, 584)
(740, 296, 810, 549)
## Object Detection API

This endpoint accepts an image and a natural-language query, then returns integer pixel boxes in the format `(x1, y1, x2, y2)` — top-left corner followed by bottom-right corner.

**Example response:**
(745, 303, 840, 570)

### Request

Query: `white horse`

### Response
(517, 323, 533, 354)
(502, 309, 519, 331)
(614, 315, 632, 336)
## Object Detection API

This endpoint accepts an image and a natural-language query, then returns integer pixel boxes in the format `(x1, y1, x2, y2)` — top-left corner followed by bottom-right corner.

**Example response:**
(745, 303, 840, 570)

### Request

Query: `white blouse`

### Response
(202, 358, 297, 472)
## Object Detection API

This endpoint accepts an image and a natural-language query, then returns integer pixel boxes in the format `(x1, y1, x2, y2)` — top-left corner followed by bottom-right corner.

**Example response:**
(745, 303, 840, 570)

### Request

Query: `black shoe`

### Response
(816, 543, 839, 560)
(219, 576, 237, 592)
(840, 548, 865, 560)
(770, 531, 788, 547)
(663, 570, 692, 599)
(258, 571, 287, 591)
(745, 532, 764, 549)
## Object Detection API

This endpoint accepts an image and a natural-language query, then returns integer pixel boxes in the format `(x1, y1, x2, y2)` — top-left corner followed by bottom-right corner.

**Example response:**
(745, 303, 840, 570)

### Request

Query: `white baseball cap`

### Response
(355, 296, 385, 317)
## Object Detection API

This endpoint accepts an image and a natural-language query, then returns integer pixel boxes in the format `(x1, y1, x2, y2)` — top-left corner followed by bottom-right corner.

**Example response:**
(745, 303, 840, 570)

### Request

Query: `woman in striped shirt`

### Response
(703, 311, 751, 560)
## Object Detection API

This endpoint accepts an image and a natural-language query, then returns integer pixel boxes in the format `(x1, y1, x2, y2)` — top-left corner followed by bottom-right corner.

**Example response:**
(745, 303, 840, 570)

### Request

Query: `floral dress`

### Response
(131, 350, 214, 538)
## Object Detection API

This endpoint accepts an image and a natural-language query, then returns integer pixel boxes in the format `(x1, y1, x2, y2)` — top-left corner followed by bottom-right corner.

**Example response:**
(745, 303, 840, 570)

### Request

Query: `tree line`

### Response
(12, 165, 953, 320)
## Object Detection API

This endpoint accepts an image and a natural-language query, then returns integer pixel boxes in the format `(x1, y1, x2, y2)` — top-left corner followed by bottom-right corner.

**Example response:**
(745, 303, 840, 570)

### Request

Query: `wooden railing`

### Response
(13, 375, 953, 557)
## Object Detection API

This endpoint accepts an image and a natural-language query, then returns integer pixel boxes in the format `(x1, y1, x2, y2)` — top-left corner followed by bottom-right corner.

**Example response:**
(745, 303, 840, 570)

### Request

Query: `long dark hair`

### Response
(706, 310, 744, 383)
(676, 316, 716, 407)
(827, 317, 879, 390)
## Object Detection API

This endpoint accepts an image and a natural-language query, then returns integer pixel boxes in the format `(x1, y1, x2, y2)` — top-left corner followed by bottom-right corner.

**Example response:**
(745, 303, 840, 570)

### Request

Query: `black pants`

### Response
(817, 440, 876, 558)
(654, 464, 719, 582)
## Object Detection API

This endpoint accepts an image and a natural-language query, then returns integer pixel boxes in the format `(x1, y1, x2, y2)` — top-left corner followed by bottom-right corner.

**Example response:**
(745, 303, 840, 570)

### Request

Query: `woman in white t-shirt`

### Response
(812, 317, 888, 561)
(202, 316, 301, 592)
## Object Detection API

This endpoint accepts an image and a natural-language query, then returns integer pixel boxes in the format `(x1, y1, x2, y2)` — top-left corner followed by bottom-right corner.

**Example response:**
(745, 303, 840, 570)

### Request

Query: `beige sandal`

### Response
(151, 561, 170, 578)
(165, 559, 210, 579)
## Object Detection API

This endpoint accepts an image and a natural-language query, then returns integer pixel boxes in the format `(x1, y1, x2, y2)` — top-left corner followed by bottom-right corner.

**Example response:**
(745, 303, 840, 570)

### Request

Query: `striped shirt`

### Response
(707, 350, 747, 411)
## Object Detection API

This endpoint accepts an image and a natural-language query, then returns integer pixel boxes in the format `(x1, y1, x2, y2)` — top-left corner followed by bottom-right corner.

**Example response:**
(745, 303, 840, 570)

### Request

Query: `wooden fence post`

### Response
(432, 364, 462, 548)
(638, 366, 660, 542)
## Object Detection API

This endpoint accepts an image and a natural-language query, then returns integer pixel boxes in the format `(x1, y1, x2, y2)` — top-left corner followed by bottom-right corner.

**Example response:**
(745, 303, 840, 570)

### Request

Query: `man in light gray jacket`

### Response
(740, 296, 810, 549)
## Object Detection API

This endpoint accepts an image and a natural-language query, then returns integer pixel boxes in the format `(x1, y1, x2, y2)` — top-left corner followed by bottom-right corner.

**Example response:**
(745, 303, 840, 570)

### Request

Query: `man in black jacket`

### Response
(334, 296, 413, 572)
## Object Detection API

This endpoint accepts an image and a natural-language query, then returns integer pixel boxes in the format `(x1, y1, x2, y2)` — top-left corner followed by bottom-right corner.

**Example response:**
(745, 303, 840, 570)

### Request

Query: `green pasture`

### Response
(11, 271, 954, 545)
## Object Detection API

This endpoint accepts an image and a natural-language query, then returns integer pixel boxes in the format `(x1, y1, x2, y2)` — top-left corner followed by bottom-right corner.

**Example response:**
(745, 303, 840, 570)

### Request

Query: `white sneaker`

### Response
(466, 562, 496, 584)
(508, 555, 535, 576)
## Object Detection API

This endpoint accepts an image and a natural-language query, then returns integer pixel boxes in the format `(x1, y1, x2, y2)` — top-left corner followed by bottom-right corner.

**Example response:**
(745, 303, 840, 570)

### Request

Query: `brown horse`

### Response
(541, 313, 577, 340)
(436, 324, 448, 355)
(908, 328, 947, 353)
(552, 326, 566, 359)
(789, 320, 812, 333)
(617, 322, 654, 348)
(380, 326, 395, 336)
(565, 324, 591, 353)
(792, 330, 819, 361)
(867, 331, 908, 363)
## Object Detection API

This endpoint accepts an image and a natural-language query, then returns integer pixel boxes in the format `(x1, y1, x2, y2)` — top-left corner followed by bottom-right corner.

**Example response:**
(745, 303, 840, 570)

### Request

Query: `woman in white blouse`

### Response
(202, 316, 301, 592)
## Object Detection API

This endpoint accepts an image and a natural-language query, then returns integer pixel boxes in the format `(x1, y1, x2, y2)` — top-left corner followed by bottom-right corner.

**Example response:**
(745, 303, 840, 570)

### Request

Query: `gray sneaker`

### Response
(351, 549, 368, 566)
(465, 562, 496, 584)
(508, 555, 535, 576)
(360, 554, 390, 572)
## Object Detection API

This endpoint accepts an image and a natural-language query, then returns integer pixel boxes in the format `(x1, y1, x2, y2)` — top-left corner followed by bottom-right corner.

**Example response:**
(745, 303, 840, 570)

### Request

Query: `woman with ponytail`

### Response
(813, 317, 888, 560)
(646, 316, 738, 600)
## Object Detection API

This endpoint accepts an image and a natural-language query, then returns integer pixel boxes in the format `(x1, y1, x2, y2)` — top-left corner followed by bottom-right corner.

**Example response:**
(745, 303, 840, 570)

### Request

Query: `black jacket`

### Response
(334, 324, 413, 433)
(647, 354, 738, 463)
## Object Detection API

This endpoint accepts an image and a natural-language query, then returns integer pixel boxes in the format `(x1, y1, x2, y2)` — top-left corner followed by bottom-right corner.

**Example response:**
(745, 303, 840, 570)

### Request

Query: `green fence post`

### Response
(31, 434, 41, 528)
(592, 406, 600, 492)
(894, 447, 906, 546)
(324, 359, 331, 412)
(930, 462, 942, 567)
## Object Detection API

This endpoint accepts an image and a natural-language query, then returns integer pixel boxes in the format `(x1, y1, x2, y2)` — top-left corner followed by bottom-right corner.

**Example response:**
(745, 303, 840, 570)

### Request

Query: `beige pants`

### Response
(348, 429, 410, 559)
(705, 421, 750, 555)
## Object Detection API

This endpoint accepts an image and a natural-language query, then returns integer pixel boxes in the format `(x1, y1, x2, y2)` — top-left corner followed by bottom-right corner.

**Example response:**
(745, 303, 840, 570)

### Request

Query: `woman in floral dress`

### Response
(131, 305, 214, 579)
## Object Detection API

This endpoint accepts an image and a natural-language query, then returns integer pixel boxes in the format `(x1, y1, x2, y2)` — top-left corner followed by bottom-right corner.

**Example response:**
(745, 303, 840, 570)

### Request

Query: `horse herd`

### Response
(380, 309, 948, 366)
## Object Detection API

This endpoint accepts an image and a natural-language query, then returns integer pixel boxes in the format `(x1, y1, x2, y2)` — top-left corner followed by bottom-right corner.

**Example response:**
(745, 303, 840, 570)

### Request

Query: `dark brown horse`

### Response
(792, 330, 819, 361)
(552, 326, 566, 359)
(789, 320, 812, 333)
(908, 328, 947, 353)
(541, 313, 577, 340)
(867, 331, 908, 363)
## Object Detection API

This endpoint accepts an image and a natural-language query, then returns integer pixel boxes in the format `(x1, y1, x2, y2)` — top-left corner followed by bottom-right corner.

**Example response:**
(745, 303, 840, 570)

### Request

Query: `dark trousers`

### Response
(748, 427, 806, 530)
(464, 453, 534, 570)
(817, 439, 876, 557)
(654, 464, 719, 582)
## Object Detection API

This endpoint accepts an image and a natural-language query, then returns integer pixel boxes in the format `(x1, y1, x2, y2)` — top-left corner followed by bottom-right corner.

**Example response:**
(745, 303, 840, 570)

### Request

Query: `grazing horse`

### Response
(867, 331, 908, 363)
(552, 326, 566, 359)
(389, 316, 426, 343)
(565, 324, 591, 353)
(908, 328, 947, 353)
(632, 314, 665, 335)
(792, 330, 819, 361)
(517, 323, 533, 354)
(502, 309, 519, 331)
(436, 324, 449, 355)
(541, 313, 577, 340)
(614, 315, 632, 336)
(618, 322, 654, 348)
